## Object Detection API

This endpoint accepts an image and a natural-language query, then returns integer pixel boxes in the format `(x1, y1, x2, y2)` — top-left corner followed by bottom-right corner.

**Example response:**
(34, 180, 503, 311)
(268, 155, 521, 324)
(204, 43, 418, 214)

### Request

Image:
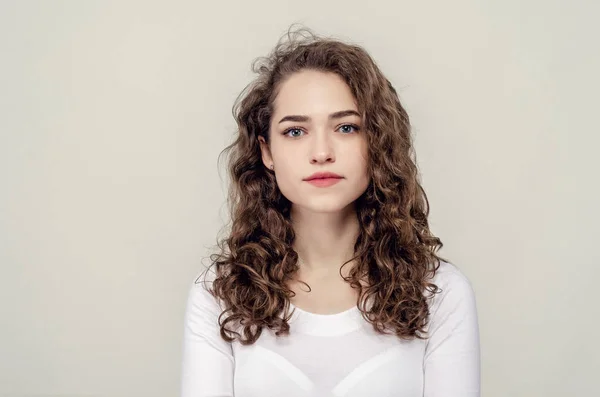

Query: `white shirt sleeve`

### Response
(423, 264, 481, 397)
(181, 269, 235, 397)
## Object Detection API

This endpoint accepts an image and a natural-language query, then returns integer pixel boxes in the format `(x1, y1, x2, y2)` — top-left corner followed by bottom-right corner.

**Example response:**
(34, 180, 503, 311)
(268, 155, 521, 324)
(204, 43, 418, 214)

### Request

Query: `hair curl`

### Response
(204, 25, 449, 345)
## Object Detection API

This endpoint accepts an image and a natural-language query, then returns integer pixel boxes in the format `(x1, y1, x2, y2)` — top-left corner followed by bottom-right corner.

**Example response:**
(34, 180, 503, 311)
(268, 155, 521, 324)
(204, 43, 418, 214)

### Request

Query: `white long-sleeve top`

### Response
(181, 260, 480, 397)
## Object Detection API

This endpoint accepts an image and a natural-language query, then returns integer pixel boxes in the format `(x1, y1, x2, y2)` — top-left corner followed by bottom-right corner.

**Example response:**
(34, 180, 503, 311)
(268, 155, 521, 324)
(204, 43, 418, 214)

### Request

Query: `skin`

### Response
(258, 70, 371, 314)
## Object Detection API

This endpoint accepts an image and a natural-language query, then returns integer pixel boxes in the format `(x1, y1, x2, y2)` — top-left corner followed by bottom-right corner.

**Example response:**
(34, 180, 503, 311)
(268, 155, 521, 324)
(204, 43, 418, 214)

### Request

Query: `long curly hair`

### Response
(204, 26, 448, 345)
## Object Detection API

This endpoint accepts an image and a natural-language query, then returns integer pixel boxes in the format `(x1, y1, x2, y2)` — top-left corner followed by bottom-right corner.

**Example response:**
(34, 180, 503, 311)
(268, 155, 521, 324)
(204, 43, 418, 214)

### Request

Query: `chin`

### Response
(294, 198, 356, 214)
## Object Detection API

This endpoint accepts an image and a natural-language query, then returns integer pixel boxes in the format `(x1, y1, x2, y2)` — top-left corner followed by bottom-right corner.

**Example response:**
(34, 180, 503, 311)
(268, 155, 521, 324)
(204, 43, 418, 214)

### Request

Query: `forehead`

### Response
(272, 70, 358, 117)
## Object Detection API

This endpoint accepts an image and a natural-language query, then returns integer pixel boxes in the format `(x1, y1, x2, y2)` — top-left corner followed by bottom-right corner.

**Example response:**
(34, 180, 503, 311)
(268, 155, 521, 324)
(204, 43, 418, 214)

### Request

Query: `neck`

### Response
(290, 203, 360, 279)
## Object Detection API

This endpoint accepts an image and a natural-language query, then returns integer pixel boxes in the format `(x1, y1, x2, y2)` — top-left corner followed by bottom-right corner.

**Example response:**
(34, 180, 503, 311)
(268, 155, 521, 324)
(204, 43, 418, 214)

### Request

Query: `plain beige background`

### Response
(1, 1, 598, 396)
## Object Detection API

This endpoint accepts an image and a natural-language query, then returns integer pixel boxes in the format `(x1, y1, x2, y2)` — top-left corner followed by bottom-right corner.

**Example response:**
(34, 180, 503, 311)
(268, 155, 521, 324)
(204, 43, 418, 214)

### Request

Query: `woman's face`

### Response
(259, 69, 370, 213)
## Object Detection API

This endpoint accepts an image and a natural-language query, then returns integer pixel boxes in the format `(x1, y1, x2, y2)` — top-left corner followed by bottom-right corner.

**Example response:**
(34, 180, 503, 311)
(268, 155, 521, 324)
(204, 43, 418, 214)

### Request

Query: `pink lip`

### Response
(304, 171, 343, 181)
(306, 177, 342, 187)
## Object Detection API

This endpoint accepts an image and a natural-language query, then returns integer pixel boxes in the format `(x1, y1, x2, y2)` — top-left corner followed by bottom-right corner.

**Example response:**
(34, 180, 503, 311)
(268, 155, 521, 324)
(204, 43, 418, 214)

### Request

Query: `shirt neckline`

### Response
(289, 301, 360, 317)
(287, 301, 364, 336)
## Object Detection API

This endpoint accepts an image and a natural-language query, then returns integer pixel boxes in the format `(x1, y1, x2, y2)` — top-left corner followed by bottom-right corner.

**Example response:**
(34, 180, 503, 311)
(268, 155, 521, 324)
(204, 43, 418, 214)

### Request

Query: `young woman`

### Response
(181, 27, 480, 397)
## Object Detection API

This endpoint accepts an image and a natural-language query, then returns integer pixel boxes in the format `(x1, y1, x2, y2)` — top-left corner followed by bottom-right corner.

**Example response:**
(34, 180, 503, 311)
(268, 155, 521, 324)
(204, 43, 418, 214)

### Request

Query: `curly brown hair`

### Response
(203, 26, 449, 345)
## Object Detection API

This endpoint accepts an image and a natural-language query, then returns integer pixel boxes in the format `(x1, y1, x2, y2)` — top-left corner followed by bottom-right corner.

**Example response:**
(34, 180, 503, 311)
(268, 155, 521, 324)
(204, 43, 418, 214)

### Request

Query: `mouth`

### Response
(305, 177, 343, 187)
(303, 172, 343, 181)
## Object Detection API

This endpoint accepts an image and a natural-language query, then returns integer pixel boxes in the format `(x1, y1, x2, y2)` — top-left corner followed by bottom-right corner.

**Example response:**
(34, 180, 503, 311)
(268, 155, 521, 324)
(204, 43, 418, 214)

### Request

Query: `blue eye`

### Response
(282, 124, 360, 138)
(283, 127, 304, 138)
(338, 124, 360, 134)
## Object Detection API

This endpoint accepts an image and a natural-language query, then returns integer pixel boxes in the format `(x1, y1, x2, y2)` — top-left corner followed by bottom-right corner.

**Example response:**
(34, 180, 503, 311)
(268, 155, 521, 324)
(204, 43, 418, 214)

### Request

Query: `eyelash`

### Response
(282, 124, 361, 138)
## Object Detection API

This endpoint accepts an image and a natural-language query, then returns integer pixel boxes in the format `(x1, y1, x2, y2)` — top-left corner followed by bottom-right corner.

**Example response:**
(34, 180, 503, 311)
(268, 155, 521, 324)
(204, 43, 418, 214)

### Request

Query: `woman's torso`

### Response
(231, 302, 426, 397)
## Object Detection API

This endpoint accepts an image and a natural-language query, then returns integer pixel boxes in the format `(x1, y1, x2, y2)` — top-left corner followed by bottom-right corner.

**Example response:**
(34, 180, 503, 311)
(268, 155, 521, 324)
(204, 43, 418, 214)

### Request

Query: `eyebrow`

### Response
(278, 109, 361, 124)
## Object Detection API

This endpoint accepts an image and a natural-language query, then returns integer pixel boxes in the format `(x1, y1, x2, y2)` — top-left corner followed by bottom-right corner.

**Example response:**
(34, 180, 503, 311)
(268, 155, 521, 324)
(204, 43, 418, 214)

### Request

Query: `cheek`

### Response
(356, 143, 370, 172)
(358, 162, 371, 188)
(272, 163, 300, 197)
(356, 152, 371, 188)
(270, 140, 293, 163)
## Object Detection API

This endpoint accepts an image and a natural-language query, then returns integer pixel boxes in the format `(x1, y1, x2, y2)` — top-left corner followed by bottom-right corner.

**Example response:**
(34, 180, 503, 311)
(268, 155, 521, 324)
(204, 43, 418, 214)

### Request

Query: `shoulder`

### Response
(185, 265, 225, 318)
(194, 264, 218, 287)
(422, 260, 481, 388)
(430, 260, 475, 293)
(426, 260, 478, 318)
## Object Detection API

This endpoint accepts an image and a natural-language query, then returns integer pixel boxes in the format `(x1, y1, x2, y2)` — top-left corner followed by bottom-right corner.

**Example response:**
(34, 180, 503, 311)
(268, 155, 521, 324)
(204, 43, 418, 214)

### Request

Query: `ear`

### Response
(257, 135, 273, 169)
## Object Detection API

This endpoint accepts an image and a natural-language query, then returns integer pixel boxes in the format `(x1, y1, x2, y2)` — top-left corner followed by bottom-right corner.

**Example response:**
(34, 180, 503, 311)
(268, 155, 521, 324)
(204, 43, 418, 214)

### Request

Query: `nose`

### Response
(310, 130, 335, 164)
